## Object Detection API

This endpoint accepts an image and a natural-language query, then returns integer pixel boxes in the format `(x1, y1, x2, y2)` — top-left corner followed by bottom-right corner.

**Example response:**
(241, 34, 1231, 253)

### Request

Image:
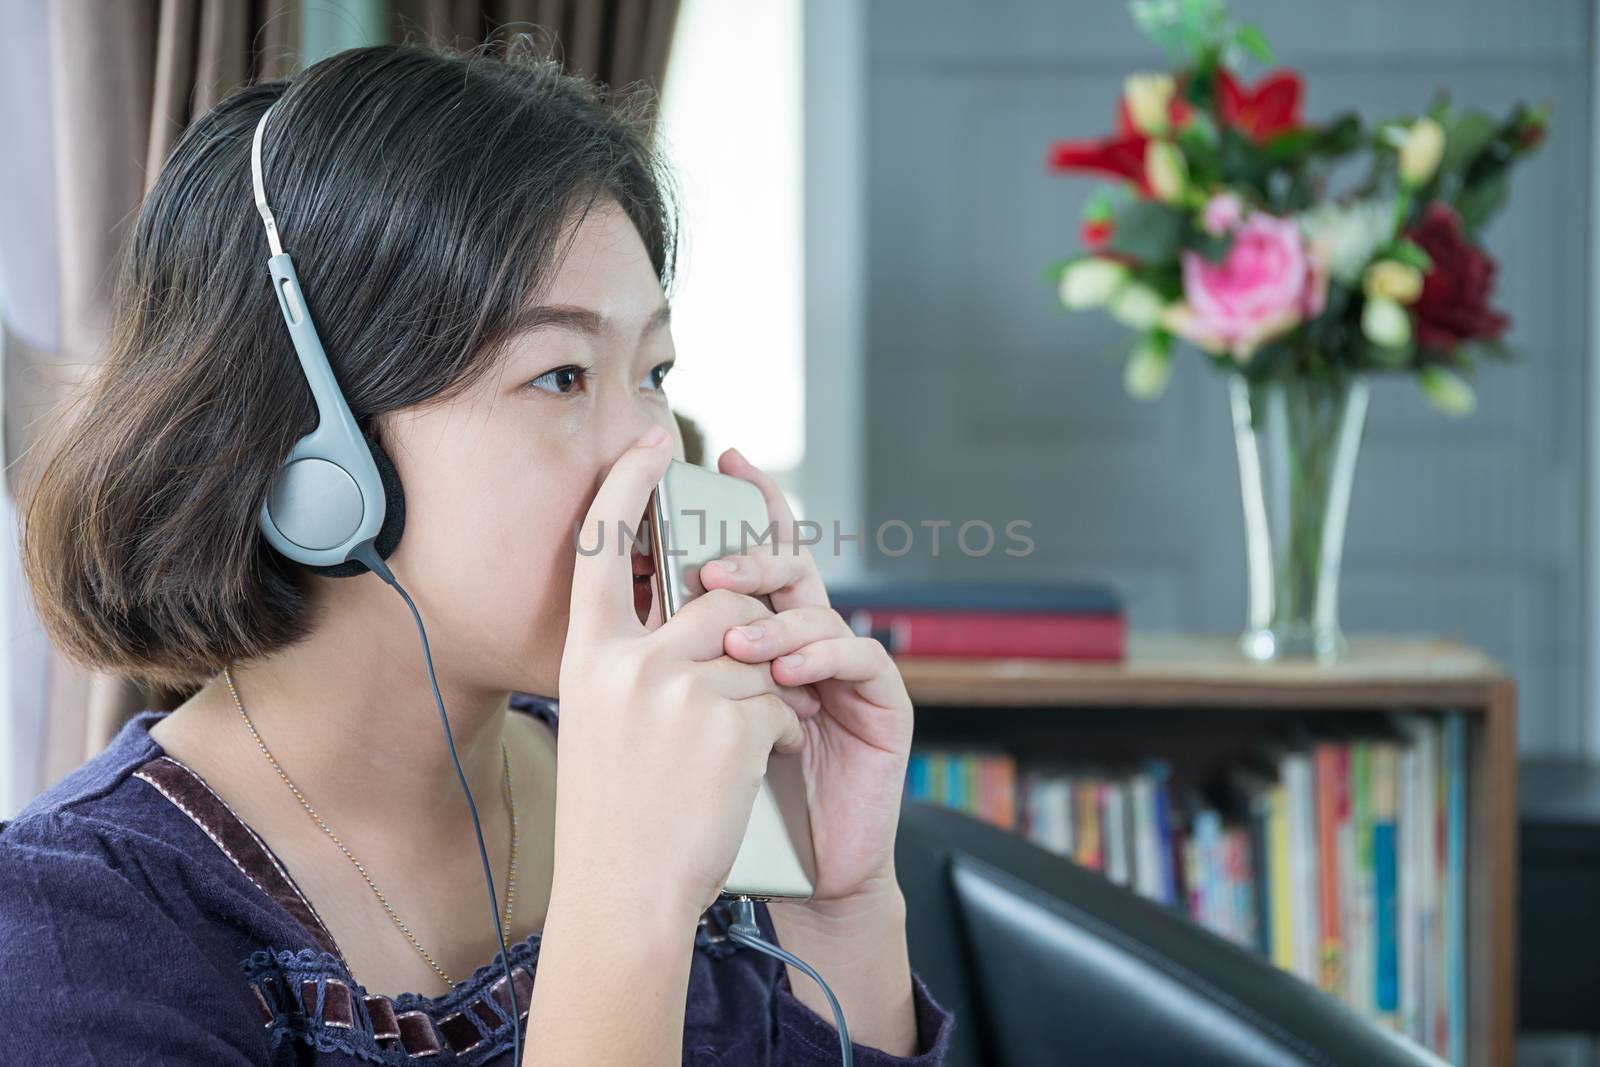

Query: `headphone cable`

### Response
(351, 542, 525, 1066)
(727, 899, 853, 1065)
(350, 542, 852, 1066)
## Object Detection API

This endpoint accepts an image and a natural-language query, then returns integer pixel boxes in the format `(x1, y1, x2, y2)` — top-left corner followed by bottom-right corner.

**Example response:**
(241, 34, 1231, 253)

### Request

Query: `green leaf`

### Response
(1218, 126, 1271, 194)
(1176, 131, 1220, 186)
(1188, 230, 1234, 263)
(1106, 201, 1188, 262)
(1388, 238, 1433, 272)
(1132, 261, 1184, 301)
(1263, 128, 1316, 162)
(1441, 111, 1499, 176)
(1455, 170, 1510, 234)
(1181, 64, 1217, 109)
(1234, 23, 1273, 63)
(1312, 113, 1364, 157)
(1361, 337, 1415, 370)
(1084, 188, 1118, 222)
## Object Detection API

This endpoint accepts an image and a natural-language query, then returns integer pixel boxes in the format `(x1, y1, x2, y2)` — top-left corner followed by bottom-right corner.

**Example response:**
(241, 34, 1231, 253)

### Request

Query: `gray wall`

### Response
(859, 0, 1591, 755)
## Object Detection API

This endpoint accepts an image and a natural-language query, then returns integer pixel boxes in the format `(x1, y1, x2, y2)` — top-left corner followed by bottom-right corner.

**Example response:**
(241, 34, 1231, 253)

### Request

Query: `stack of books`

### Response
(905, 746, 1020, 832)
(904, 712, 1468, 1063)
(828, 578, 1124, 660)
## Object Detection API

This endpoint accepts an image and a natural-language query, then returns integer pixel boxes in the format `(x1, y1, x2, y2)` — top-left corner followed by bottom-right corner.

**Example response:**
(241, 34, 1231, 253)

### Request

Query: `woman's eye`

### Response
(527, 365, 590, 395)
(643, 361, 674, 391)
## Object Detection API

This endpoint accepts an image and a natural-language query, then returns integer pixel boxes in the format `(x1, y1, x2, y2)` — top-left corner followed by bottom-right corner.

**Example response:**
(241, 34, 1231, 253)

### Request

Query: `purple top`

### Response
(0, 694, 954, 1065)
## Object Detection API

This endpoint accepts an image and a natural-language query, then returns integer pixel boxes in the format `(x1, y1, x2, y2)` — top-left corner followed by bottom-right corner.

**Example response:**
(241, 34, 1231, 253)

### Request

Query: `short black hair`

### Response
(18, 40, 680, 690)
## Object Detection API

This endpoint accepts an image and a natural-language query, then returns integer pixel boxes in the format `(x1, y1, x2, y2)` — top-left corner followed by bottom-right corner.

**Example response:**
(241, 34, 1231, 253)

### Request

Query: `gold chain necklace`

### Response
(224, 665, 519, 989)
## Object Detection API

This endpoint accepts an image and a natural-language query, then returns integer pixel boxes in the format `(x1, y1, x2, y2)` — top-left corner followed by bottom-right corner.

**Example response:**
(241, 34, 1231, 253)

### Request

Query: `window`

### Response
(658, 0, 805, 506)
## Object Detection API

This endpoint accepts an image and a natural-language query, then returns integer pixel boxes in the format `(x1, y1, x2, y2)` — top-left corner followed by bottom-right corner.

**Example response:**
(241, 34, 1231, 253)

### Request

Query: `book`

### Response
(1283, 748, 1321, 984)
(1348, 740, 1373, 1014)
(1268, 776, 1295, 972)
(827, 578, 1122, 616)
(1388, 712, 1438, 1046)
(910, 719, 1464, 1057)
(1371, 741, 1400, 1022)
(1314, 741, 1347, 997)
(1443, 714, 1466, 1062)
(1074, 778, 1103, 871)
(1103, 778, 1131, 887)
(1151, 761, 1178, 906)
(840, 608, 1124, 660)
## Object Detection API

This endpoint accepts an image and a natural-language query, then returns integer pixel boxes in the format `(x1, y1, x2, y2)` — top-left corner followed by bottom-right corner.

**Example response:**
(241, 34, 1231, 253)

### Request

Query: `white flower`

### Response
(1297, 197, 1395, 285)
(1400, 117, 1446, 187)
(1124, 73, 1175, 136)
(1363, 259, 1424, 304)
(1361, 296, 1412, 348)
(1109, 283, 1166, 331)
(1059, 257, 1130, 309)
(1124, 337, 1172, 399)
(1145, 140, 1188, 204)
(1419, 365, 1476, 416)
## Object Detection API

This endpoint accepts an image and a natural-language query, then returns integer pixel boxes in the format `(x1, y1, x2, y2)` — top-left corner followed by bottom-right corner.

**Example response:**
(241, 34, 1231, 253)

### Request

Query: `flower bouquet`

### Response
(1045, 0, 1548, 660)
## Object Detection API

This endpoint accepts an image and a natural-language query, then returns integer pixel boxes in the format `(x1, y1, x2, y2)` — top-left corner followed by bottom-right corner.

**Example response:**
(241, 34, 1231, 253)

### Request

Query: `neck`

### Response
(201, 576, 522, 843)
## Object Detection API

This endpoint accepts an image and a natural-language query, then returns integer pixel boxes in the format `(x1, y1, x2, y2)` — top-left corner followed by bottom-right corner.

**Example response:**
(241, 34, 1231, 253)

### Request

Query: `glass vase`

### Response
(1229, 372, 1370, 663)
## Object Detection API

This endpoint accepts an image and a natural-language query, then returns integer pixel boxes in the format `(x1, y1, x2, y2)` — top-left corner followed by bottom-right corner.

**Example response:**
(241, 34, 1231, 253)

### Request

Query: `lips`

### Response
(632, 508, 656, 624)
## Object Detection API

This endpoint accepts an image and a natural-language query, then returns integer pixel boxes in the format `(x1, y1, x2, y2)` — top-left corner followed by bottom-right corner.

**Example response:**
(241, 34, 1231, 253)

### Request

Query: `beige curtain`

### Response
(4, 0, 682, 803)
(1, 0, 299, 802)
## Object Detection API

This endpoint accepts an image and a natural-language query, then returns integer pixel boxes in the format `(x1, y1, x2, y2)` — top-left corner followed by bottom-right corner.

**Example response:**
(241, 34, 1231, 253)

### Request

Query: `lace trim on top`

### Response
(131, 692, 743, 1063)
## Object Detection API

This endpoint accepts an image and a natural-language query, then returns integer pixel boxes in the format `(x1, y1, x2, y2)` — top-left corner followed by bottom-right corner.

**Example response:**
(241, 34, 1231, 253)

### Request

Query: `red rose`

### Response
(1405, 202, 1510, 351)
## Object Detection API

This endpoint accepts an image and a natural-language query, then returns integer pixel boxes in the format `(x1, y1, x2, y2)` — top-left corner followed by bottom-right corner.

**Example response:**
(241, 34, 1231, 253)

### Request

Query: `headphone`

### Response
(247, 98, 525, 1063)
(250, 101, 406, 578)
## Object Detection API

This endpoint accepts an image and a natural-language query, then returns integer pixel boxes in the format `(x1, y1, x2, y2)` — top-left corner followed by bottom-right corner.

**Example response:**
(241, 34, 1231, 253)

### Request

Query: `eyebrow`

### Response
(509, 302, 672, 340)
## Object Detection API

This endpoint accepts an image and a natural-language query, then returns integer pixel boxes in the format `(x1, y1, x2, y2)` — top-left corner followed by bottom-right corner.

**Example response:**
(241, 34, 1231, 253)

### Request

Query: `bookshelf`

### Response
(895, 634, 1517, 1067)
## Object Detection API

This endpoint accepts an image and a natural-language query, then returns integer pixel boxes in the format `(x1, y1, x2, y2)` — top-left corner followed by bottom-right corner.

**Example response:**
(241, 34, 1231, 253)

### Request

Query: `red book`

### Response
(1314, 742, 1348, 997)
(840, 609, 1123, 660)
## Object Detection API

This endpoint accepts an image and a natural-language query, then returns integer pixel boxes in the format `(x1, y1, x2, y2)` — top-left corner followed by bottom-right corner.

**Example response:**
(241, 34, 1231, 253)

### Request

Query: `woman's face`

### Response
(353, 196, 682, 697)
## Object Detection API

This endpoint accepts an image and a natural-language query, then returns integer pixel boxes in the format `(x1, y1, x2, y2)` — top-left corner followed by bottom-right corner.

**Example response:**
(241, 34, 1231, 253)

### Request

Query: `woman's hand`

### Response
(552, 429, 821, 928)
(701, 447, 915, 907)
(539, 428, 823, 1067)
(703, 449, 924, 1056)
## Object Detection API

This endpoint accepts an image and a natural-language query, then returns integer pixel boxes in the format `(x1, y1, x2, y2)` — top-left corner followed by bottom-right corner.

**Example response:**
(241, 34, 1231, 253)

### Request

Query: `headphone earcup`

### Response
(299, 434, 407, 578)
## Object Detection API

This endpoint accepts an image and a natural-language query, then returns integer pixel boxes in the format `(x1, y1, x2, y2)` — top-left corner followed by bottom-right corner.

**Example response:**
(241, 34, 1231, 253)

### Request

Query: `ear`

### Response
(300, 433, 406, 578)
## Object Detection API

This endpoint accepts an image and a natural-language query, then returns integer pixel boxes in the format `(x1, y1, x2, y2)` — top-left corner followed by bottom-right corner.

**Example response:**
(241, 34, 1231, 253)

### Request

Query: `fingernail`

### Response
(639, 426, 669, 448)
(779, 653, 805, 668)
(737, 624, 764, 640)
(711, 558, 737, 572)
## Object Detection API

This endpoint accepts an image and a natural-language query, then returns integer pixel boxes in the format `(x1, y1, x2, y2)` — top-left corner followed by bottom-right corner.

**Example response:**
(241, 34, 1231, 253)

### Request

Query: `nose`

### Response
(606, 410, 680, 465)
(592, 411, 680, 503)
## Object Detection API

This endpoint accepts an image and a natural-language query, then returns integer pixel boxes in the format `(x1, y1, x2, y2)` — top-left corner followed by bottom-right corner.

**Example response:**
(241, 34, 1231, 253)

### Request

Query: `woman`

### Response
(1, 41, 954, 1066)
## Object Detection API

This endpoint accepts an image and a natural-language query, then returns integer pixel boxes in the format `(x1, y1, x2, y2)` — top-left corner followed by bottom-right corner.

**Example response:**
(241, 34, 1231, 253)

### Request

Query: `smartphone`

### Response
(646, 458, 817, 902)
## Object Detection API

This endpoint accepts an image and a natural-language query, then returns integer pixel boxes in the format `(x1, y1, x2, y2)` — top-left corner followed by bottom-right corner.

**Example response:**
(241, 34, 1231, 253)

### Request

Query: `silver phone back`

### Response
(648, 459, 817, 902)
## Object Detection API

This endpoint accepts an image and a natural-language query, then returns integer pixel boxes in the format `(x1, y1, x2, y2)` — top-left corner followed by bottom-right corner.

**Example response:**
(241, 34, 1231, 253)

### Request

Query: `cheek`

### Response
(390, 416, 603, 690)
(476, 476, 591, 639)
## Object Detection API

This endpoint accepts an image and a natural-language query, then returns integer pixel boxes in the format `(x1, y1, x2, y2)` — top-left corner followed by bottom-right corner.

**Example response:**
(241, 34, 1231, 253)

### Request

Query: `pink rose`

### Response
(1169, 196, 1328, 361)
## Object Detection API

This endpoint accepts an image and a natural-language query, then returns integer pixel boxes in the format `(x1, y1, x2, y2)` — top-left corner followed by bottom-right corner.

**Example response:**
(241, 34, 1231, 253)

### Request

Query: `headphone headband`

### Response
(250, 99, 393, 572)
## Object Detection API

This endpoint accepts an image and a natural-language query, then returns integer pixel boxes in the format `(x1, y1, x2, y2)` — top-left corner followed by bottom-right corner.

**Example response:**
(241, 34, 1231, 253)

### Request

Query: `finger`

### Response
(722, 605, 852, 663)
(568, 428, 674, 640)
(700, 655, 822, 718)
(652, 587, 778, 661)
(713, 447, 830, 609)
(769, 635, 906, 709)
(733, 692, 806, 756)
(716, 447, 800, 538)
(697, 543, 811, 601)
